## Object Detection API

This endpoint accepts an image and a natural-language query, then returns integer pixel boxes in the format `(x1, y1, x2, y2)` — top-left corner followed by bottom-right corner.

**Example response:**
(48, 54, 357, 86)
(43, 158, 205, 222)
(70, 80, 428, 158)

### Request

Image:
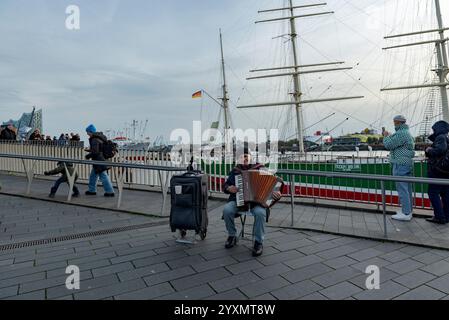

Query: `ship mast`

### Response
(288, 0, 306, 155)
(220, 29, 231, 132)
(382, 0, 449, 121)
(238, 1, 364, 154)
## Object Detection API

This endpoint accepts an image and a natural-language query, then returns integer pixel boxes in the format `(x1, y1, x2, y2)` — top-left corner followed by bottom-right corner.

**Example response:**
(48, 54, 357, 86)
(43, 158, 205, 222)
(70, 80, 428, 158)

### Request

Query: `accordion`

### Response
(235, 170, 284, 208)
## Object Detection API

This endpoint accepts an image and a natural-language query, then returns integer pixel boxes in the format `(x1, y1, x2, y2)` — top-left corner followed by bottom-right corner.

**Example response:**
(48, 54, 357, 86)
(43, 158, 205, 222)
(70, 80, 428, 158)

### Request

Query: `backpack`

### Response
(102, 140, 118, 159)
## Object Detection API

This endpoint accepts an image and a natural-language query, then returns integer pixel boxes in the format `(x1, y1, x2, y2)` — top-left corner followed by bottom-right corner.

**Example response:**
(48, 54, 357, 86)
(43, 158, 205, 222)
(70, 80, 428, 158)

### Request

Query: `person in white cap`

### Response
(383, 115, 415, 221)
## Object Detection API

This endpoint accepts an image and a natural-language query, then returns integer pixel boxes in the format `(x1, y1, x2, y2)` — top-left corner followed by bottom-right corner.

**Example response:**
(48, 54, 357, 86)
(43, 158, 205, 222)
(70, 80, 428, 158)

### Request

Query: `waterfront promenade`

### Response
(2, 175, 449, 300)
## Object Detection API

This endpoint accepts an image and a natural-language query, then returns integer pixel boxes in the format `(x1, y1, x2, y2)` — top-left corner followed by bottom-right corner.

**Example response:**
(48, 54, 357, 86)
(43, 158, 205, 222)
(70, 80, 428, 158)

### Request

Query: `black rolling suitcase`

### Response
(170, 170, 208, 240)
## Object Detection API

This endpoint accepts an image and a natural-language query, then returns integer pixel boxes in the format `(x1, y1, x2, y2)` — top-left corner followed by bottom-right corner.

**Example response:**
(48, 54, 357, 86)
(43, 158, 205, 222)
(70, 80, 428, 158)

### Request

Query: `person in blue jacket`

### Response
(425, 120, 449, 224)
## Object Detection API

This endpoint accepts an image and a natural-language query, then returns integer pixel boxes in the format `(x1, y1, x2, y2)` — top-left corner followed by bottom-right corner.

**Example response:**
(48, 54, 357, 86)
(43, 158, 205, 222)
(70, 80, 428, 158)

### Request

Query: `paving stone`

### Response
(19, 270, 92, 294)
(170, 268, 231, 291)
(299, 292, 328, 300)
(166, 255, 206, 270)
(74, 278, 146, 300)
(239, 276, 290, 298)
(385, 259, 425, 275)
(191, 256, 239, 273)
(271, 280, 322, 300)
(252, 263, 292, 279)
(117, 263, 170, 282)
(392, 270, 436, 289)
(427, 274, 449, 294)
(225, 259, 265, 275)
(132, 251, 188, 268)
(0, 285, 18, 299)
(205, 289, 248, 300)
(412, 252, 445, 265)
(311, 267, 362, 288)
(348, 248, 384, 262)
(46, 274, 120, 299)
(421, 260, 449, 277)
(109, 250, 157, 264)
(284, 255, 324, 270)
(91, 262, 134, 278)
(319, 281, 363, 300)
(256, 250, 305, 266)
(273, 238, 315, 251)
(158, 284, 216, 300)
(6, 290, 46, 300)
(209, 272, 260, 293)
(0, 272, 46, 289)
(399, 246, 429, 256)
(353, 281, 409, 300)
(350, 257, 392, 272)
(379, 251, 411, 263)
(297, 241, 341, 255)
(323, 256, 359, 269)
(115, 283, 174, 300)
(349, 269, 400, 289)
(250, 293, 277, 300)
(394, 285, 446, 300)
(316, 245, 359, 260)
(144, 266, 196, 286)
(281, 263, 333, 284)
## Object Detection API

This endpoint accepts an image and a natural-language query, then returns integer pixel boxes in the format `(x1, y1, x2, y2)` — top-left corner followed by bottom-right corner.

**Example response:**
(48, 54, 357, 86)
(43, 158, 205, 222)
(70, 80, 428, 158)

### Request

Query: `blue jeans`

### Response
(392, 163, 413, 215)
(88, 169, 114, 194)
(428, 184, 449, 222)
(51, 177, 79, 195)
(223, 201, 266, 243)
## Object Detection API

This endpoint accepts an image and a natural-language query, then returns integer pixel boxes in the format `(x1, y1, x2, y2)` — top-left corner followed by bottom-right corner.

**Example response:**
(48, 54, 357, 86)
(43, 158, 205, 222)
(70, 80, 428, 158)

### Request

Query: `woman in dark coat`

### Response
(426, 121, 449, 224)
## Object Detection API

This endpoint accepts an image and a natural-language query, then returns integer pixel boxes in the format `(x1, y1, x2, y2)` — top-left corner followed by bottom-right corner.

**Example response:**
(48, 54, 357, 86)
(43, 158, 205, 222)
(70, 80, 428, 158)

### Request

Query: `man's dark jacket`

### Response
(426, 121, 449, 178)
(0, 128, 16, 141)
(86, 132, 109, 173)
(46, 162, 78, 181)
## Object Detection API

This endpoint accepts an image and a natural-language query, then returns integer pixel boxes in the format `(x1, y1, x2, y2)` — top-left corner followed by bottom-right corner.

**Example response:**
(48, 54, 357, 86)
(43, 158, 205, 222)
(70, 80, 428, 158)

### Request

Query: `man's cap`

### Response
(393, 115, 407, 123)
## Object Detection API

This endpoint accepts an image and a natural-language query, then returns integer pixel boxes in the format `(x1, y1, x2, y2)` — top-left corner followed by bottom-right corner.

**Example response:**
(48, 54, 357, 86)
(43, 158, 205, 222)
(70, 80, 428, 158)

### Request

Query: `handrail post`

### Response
(21, 158, 36, 195)
(290, 174, 295, 227)
(159, 170, 170, 217)
(113, 166, 126, 209)
(381, 180, 388, 238)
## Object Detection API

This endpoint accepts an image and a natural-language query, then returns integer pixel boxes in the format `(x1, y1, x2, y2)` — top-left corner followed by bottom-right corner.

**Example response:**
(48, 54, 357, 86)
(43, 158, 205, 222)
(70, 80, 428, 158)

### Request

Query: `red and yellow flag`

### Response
(192, 90, 202, 99)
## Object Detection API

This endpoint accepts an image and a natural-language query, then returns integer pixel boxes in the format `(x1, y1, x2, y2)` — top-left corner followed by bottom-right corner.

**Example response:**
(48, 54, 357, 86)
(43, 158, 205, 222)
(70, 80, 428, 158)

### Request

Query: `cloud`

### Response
(0, 0, 447, 141)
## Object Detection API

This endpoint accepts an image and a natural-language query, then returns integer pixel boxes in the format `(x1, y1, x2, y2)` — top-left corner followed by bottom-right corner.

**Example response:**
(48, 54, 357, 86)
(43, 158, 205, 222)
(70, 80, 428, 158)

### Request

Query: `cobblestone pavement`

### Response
(2, 194, 449, 300)
(2, 174, 449, 249)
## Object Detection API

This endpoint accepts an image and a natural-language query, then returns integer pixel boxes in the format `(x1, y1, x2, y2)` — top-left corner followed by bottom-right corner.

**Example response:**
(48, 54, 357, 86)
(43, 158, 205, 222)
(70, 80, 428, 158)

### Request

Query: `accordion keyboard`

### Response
(235, 174, 245, 207)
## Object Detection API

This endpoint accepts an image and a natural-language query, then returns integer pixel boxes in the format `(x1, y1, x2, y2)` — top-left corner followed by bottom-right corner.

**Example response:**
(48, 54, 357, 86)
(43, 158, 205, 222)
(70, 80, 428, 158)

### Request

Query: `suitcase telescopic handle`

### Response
(183, 170, 202, 176)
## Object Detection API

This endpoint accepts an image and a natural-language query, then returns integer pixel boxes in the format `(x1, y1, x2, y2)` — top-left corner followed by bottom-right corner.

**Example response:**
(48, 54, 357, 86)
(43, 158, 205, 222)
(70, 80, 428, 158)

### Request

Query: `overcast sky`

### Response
(0, 0, 448, 141)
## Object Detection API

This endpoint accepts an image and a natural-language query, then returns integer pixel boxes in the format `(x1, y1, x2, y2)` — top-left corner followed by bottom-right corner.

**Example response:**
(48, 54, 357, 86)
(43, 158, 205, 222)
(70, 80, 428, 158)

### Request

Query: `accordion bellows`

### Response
(236, 170, 284, 208)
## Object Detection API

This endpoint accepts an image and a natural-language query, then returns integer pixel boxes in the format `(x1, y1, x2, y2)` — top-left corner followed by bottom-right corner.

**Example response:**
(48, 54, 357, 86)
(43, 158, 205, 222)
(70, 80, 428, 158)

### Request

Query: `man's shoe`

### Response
(48, 193, 56, 199)
(85, 191, 97, 196)
(104, 193, 115, 198)
(426, 217, 447, 225)
(252, 241, 263, 257)
(392, 212, 413, 222)
(225, 236, 237, 249)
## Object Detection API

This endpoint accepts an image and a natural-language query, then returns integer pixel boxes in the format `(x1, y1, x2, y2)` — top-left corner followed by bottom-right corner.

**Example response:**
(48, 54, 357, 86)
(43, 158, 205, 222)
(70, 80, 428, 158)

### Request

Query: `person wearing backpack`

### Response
(383, 115, 415, 221)
(84, 124, 115, 197)
(425, 120, 449, 224)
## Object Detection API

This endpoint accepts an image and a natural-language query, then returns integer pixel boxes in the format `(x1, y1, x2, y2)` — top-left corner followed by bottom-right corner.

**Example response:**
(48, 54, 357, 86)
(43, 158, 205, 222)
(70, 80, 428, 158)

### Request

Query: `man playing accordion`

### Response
(223, 148, 282, 257)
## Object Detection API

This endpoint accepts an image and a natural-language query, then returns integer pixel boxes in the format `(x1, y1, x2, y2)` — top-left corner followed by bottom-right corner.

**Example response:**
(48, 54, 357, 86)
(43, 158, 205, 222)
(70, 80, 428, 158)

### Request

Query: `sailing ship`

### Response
(199, 0, 448, 209)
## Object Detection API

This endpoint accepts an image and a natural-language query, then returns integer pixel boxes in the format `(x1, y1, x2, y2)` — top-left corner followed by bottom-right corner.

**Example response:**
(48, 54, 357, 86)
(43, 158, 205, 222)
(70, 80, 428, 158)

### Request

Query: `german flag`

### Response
(192, 90, 202, 99)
